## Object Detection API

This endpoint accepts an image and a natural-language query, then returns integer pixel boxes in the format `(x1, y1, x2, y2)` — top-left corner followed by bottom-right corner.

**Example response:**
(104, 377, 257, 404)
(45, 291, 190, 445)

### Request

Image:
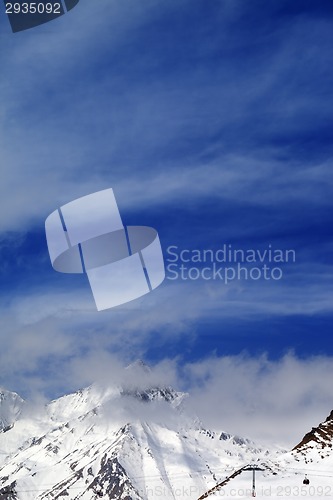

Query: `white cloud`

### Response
(62, 352, 333, 448)
(184, 353, 333, 448)
(1, 280, 332, 449)
(1, 264, 333, 391)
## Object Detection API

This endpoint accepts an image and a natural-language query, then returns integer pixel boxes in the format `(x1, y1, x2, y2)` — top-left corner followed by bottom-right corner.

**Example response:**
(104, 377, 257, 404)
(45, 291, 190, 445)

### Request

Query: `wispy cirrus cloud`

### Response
(0, 0, 332, 232)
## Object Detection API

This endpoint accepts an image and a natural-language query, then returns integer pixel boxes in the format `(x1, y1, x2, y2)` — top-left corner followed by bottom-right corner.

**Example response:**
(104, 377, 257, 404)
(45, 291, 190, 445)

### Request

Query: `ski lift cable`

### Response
(0, 463, 237, 485)
(3, 462, 333, 495)
(0, 465, 239, 493)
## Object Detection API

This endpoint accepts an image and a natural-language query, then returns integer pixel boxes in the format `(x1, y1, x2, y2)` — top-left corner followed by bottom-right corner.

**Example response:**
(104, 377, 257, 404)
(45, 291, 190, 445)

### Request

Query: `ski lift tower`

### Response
(242, 465, 265, 497)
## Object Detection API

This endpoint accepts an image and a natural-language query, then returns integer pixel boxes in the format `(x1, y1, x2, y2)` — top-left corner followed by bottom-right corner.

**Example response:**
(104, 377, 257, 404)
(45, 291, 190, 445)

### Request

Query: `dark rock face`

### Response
(0, 482, 17, 500)
(293, 411, 333, 455)
(87, 456, 141, 500)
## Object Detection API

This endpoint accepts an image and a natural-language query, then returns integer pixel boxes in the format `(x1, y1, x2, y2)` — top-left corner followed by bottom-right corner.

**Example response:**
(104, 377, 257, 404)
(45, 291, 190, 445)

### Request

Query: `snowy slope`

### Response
(198, 410, 333, 499)
(292, 409, 333, 458)
(1, 372, 333, 500)
(0, 389, 24, 432)
(0, 378, 274, 500)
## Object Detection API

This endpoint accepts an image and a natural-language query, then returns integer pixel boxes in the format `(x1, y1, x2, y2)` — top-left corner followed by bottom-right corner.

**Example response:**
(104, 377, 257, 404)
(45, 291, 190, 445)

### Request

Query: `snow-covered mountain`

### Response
(200, 411, 333, 499)
(0, 389, 24, 433)
(0, 372, 332, 500)
(0, 370, 273, 500)
(292, 410, 333, 459)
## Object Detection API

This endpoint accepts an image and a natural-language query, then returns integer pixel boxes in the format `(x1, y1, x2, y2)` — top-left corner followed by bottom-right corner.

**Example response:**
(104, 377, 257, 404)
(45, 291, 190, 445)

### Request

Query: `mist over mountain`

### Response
(0, 363, 332, 499)
(0, 364, 276, 499)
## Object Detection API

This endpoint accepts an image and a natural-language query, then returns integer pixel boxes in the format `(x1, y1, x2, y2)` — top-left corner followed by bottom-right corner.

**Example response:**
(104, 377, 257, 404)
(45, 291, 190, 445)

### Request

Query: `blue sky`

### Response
(1, 0, 333, 444)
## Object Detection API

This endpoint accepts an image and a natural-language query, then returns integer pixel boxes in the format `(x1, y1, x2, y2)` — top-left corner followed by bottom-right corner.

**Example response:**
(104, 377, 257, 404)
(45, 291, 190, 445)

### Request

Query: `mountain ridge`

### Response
(292, 410, 333, 458)
(0, 378, 272, 499)
(0, 377, 332, 499)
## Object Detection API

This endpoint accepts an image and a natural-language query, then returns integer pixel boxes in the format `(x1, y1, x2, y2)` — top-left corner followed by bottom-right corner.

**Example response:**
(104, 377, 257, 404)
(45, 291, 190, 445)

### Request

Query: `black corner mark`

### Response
(4, 0, 80, 33)
(64, 0, 79, 11)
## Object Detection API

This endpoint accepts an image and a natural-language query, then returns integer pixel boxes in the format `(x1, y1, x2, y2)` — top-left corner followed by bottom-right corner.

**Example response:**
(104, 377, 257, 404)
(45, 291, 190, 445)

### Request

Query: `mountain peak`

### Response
(125, 359, 151, 374)
(0, 383, 268, 500)
(0, 388, 24, 432)
(292, 409, 333, 456)
(1, 384, 333, 499)
(325, 410, 333, 423)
